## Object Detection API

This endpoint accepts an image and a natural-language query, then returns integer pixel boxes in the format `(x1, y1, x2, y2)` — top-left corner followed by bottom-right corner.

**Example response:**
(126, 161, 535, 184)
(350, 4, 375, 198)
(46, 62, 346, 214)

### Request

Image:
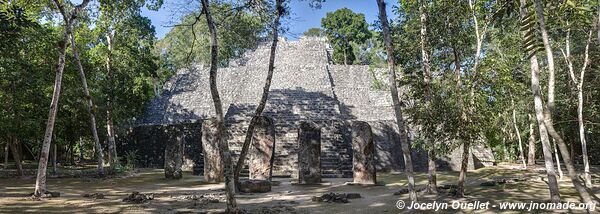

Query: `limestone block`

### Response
(202, 118, 224, 183)
(298, 122, 321, 184)
(164, 128, 183, 179)
(239, 179, 271, 193)
(351, 121, 376, 184)
(249, 116, 276, 180)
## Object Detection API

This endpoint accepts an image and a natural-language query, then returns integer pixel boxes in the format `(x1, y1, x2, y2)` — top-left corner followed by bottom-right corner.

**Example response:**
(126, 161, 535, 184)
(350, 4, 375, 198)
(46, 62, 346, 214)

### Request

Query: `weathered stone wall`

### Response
(117, 123, 202, 170)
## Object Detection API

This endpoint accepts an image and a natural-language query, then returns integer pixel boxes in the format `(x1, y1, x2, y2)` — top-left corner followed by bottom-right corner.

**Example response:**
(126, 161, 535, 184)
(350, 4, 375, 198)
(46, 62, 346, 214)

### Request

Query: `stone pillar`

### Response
(249, 116, 276, 180)
(202, 118, 224, 183)
(164, 127, 183, 179)
(352, 121, 376, 184)
(297, 122, 321, 184)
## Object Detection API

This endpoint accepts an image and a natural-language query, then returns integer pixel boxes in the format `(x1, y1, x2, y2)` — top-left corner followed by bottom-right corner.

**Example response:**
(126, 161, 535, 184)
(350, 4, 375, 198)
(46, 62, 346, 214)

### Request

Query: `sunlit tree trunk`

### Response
(105, 32, 119, 170)
(457, 0, 487, 197)
(562, 28, 593, 188)
(35, 20, 69, 198)
(376, 0, 417, 201)
(527, 113, 536, 166)
(419, 0, 436, 194)
(502, 126, 509, 161)
(576, 31, 592, 188)
(518, 0, 561, 203)
(200, 0, 238, 211)
(511, 98, 526, 168)
(70, 33, 105, 176)
(34, 0, 91, 197)
(552, 139, 563, 180)
(234, 0, 285, 188)
(533, 0, 596, 206)
(79, 137, 84, 162)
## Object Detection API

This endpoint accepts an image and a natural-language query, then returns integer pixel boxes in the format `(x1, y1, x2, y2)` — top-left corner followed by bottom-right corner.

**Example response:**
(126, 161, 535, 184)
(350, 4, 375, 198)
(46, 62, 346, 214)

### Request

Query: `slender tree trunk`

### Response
(8, 136, 23, 176)
(376, 0, 417, 201)
(518, 0, 561, 203)
(502, 126, 509, 161)
(511, 98, 526, 168)
(419, 0, 436, 194)
(105, 32, 118, 170)
(577, 31, 592, 188)
(34, 0, 91, 197)
(452, 45, 471, 197)
(533, 0, 596, 207)
(457, 0, 487, 197)
(563, 28, 593, 188)
(34, 25, 70, 197)
(3, 143, 8, 170)
(200, 0, 238, 211)
(527, 113, 536, 166)
(553, 139, 563, 180)
(79, 137, 84, 162)
(69, 33, 104, 176)
(234, 0, 284, 187)
(531, 56, 561, 203)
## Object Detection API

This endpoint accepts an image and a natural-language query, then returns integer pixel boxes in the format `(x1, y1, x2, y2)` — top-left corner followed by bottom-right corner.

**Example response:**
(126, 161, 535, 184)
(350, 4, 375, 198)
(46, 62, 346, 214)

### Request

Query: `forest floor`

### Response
(0, 165, 599, 213)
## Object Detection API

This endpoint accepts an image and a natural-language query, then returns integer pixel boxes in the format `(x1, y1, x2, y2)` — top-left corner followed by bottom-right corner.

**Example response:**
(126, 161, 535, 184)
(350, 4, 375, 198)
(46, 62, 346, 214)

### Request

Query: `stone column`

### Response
(352, 121, 376, 184)
(164, 127, 184, 179)
(202, 118, 224, 183)
(249, 116, 276, 180)
(297, 122, 321, 184)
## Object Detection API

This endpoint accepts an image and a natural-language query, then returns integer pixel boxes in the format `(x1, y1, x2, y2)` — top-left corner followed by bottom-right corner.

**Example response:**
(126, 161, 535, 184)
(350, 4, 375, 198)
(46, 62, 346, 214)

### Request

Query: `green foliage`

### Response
(321, 8, 371, 65)
(156, 2, 267, 69)
(303, 27, 325, 37)
(123, 149, 139, 171)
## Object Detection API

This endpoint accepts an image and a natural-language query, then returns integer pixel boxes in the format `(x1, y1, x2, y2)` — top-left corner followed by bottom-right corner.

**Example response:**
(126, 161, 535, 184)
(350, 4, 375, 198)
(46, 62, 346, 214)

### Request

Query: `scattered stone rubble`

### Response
(122, 192, 154, 204)
(311, 192, 362, 203)
(82, 192, 105, 199)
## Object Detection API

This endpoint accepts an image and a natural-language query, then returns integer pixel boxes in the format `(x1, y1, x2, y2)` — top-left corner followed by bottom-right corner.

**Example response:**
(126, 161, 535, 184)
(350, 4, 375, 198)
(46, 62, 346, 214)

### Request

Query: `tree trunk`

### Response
(457, 0, 486, 197)
(533, 0, 596, 207)
(34, 0, 91, 197)
(69, 33, 104, 176)
(79, 137, 84, 162)
(376, 0, 417, 202)
(3, 143, 8, 170)
(527, 113, 536, 166)
(518, 0, 561, 203)
(8, 136, 23, 176)
(563, 27, 593, 188)
(200, 0, 238, 212)
(105, 32, 118, 170)
(511, 98, 526, 168)
(419, 0, 436, 194)
(34, 25, 70, 197)
(576, 31, 592, 188)
(502, 126, 509, 161)
(553, 139, 563, 180)
(234, 0, 284, 188)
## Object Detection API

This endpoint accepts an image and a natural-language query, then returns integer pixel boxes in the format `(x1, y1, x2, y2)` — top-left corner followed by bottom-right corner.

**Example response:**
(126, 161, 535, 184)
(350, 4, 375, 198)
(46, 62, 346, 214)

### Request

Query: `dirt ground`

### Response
(0, 165, 598, 213)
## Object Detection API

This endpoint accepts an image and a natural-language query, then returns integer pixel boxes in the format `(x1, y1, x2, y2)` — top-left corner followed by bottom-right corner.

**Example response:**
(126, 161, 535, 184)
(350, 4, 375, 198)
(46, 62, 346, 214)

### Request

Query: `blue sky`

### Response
(140, 0, 398, 40)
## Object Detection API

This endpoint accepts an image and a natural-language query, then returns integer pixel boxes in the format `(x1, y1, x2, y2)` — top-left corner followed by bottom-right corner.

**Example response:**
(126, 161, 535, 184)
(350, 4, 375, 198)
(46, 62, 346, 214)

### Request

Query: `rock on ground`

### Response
(239, 179, 271, 193)
(312, 192, 362, 203)
(122, 192, 154, 204)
